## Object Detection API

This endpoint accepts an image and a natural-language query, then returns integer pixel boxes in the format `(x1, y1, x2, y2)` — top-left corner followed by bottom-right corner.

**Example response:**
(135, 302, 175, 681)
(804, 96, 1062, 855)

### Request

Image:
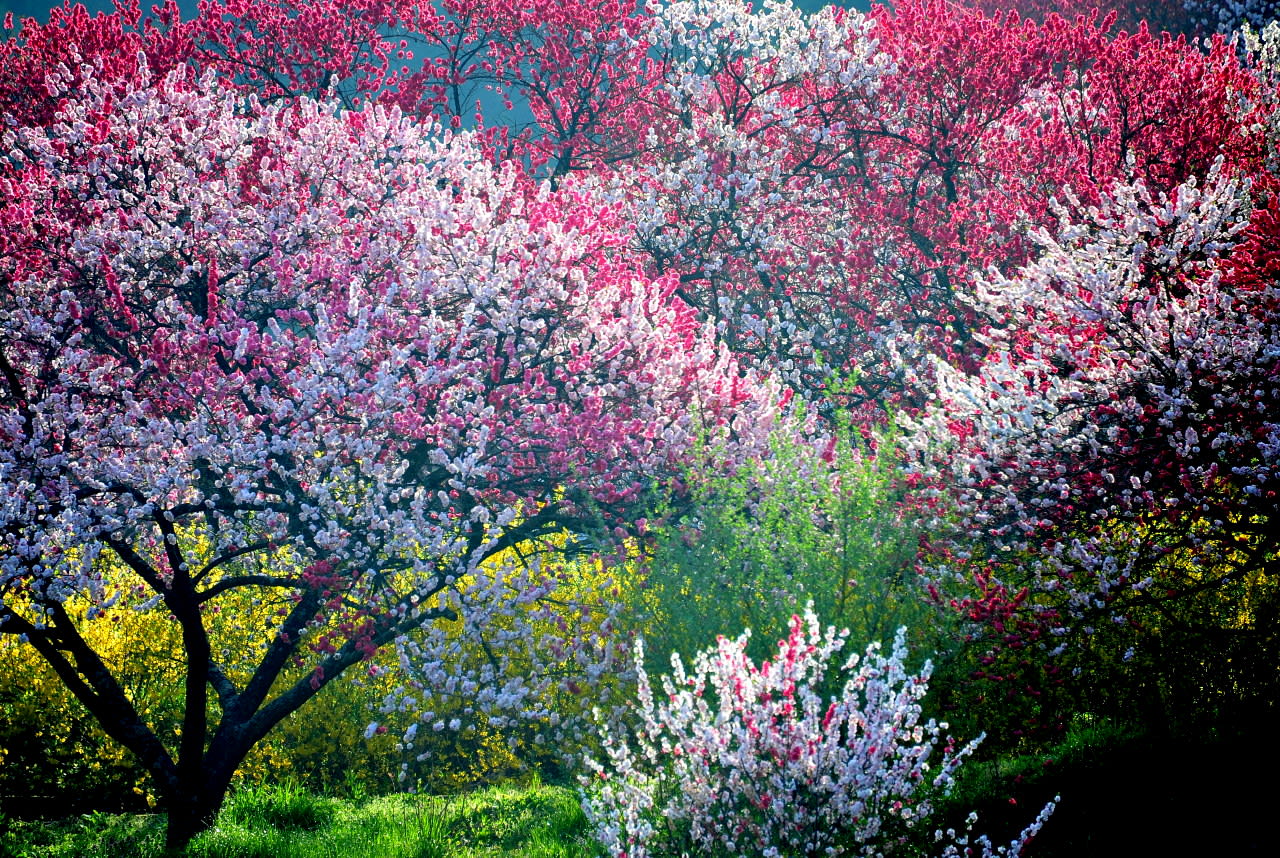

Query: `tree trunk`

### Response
(164, 783, 226, 853)
(162, 749, 244, 854)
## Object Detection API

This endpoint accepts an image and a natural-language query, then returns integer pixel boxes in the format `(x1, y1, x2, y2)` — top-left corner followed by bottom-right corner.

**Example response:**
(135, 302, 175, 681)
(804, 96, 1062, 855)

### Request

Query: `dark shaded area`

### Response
(0, 712, 154, 819)
(957, 729, 1280, 857)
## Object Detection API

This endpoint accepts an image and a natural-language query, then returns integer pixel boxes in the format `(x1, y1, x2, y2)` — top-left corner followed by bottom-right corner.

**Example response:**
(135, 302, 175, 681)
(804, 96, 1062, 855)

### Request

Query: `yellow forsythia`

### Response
(0, 532, 641, 807)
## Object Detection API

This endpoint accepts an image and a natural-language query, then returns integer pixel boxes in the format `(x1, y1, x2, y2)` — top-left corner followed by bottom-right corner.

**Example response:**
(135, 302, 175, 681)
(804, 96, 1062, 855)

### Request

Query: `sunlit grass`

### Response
(0, 781, 597, 858)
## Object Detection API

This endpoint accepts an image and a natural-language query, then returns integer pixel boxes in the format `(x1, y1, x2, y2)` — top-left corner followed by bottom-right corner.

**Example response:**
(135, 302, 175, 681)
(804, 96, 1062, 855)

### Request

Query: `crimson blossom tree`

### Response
(886, 12, 1280, 733)
(0, 54, 783, 846)
(607, 0, 1264, 418)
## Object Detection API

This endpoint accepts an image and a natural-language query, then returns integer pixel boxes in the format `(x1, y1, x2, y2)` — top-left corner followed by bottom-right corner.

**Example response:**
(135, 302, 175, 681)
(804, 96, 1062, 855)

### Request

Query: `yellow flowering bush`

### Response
(1, 527, 642, 807)
(0, 582, 182, 811)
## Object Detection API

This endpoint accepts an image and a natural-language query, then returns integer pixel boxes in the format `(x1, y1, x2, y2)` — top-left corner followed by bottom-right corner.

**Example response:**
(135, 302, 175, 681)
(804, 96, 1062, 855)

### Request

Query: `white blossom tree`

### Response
(0, 60, 783, 847)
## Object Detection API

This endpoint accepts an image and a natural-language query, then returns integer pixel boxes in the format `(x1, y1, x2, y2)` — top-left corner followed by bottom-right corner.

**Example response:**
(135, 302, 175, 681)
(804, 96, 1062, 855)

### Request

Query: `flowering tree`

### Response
(183, 0, 654, 178)
(593, 0, 1261, 419)
(0, 0, 193, 124)
(10, 1, 1257, 411)
(583, 609, 1056, 858)
(906, 156, 1280, 686)
(0, 55, 782, 845)
(606, 0, 890, 397)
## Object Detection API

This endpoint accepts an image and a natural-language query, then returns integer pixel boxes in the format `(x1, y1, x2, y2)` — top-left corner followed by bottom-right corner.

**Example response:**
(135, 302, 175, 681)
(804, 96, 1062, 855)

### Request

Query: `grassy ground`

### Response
(6, 722, 1276, 858)
(0, 781, 598, 858)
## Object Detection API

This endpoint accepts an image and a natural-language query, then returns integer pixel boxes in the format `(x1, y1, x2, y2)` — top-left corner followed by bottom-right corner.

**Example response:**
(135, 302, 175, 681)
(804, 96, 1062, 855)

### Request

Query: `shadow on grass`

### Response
(939, 720, 1280, 857)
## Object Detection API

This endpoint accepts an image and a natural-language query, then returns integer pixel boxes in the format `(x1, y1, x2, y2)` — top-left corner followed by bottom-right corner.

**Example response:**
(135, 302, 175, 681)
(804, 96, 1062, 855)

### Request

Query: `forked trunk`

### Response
(161, 753, 241, 852)
(164, 785, 225, 852)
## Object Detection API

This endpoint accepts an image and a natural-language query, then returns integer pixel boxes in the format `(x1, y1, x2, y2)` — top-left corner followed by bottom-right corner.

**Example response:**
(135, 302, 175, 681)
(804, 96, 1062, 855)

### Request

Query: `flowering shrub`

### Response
(582, 608, 1055, 858)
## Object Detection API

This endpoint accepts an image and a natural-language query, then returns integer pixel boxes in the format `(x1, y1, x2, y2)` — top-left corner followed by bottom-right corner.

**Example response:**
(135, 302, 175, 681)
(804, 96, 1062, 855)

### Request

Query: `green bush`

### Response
(633, 413, 949, 676)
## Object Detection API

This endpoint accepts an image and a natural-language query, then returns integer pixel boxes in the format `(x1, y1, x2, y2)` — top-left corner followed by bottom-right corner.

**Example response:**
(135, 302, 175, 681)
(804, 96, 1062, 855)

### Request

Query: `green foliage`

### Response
(191, 783, 595, 858)
(0, 811, 167, 858)
(634, 413, 948, 675)
(445, 783, 592, 853)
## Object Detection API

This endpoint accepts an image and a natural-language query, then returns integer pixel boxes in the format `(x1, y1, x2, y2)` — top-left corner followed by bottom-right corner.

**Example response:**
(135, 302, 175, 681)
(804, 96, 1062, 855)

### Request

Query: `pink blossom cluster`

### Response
(2, 0, 1261, 418)
(583, 608, 1055, 858)
(601, 0, 1260, 420)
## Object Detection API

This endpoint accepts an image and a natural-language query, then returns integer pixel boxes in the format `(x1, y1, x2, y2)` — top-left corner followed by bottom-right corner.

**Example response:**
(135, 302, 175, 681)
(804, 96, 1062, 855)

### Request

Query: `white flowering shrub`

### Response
(582, 608, 1055, 858)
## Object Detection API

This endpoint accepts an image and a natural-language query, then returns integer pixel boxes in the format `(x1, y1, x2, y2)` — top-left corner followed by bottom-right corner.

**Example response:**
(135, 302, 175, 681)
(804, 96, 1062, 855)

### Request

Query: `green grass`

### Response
(0, 781, 598, 858)
(0, 810, 169, 858)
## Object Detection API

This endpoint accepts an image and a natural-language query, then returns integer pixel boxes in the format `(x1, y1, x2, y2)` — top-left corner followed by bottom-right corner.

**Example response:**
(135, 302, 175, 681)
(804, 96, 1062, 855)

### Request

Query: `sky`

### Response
(3, 1, 183, 20)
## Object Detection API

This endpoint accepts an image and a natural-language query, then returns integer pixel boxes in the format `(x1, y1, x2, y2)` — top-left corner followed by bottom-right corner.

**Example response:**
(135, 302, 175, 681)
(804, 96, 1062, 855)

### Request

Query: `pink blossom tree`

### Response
(12, 1, 1256, 414)
(0, 55, 782, 846)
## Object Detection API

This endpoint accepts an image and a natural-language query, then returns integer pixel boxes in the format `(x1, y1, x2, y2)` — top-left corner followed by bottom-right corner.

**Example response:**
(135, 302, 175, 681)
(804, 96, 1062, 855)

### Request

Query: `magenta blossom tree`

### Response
(6, 1, 1261, 416)
(588, 0, 1262, 418)
(0, 56, 783, 846)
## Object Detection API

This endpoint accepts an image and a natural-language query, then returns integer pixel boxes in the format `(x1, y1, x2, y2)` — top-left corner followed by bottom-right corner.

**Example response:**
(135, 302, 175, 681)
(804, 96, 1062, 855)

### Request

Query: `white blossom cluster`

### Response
(1185, 0, 1280, 33)
(582, 606, 1055, 857)
(628, 0, 890, 387)
(906, 156, 1279, 622)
